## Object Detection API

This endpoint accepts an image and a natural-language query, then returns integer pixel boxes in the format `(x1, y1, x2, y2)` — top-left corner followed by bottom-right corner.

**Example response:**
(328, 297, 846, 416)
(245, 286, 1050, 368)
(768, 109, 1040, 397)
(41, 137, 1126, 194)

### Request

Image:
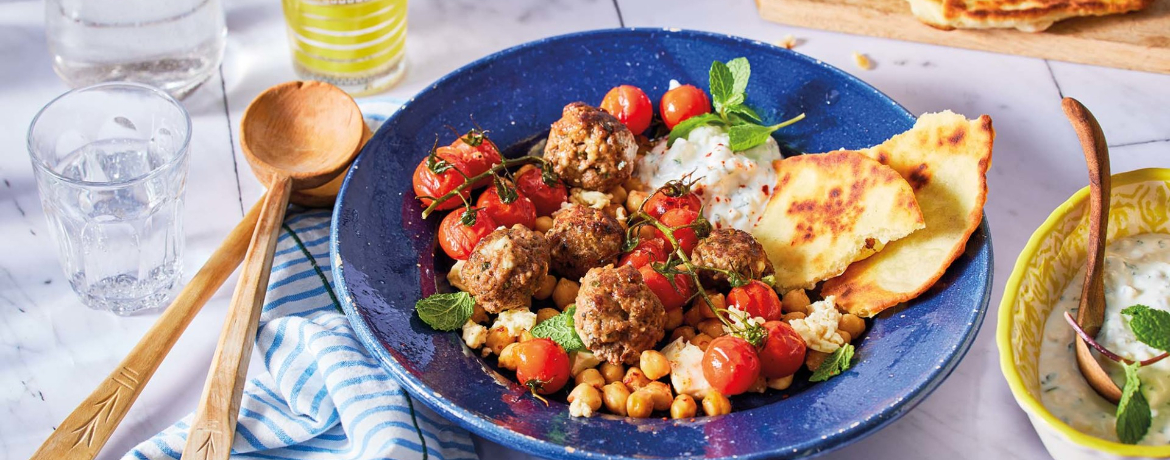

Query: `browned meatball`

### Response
(545, 205, 623, 280)
(574, 264, 666, 365)
(461, 225, 550, 313)
(691, 228, 775, 288)
(542, 102, 637, 191)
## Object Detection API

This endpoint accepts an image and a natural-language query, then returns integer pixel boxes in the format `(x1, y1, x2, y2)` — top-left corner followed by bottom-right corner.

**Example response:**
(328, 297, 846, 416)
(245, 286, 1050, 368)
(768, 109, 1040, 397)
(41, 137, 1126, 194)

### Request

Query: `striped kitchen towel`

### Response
(124, 100, 478, 460)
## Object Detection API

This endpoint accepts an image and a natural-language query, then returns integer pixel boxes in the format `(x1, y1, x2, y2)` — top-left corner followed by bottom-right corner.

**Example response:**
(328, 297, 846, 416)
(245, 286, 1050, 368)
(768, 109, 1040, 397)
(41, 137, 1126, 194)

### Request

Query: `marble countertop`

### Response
(2, 0, 1167, 459)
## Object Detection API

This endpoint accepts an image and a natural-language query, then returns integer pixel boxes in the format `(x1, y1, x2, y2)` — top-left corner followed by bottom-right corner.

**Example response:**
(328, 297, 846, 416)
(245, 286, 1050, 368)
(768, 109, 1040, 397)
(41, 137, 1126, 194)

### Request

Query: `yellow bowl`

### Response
(998, 168, 1170, 459)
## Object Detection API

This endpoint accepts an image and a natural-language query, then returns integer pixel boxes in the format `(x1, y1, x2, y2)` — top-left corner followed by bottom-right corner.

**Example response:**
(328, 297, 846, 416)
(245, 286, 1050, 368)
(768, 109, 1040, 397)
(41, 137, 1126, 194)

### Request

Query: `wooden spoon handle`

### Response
(182, 177, 293, 460)
(29, 201, 263, 460)
(1062, 98, 1111, 335)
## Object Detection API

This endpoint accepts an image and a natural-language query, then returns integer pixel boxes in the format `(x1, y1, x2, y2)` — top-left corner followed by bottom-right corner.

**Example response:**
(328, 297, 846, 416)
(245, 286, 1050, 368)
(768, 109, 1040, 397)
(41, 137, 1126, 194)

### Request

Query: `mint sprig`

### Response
(530, 305, 586, 353)
(810, 343, 855, 382)
(416, 291, 475, 331)
(1121, 304, 1170, 352)
(1117, 361, 1151, 444)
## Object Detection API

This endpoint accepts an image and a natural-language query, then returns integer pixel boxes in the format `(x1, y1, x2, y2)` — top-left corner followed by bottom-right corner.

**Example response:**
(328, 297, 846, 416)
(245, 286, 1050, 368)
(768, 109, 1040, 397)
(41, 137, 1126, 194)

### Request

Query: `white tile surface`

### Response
(1, 0, 1168, 459)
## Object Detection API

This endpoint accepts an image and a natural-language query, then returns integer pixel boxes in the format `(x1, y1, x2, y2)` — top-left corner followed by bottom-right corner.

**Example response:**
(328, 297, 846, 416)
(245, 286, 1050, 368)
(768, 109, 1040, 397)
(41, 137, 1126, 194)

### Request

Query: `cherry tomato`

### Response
(660, 84, 711, 129)
(448, 129, 503, 188)
(727, 280, 783, 322)
(437, 209, 497, 260)
(514, 338, 571, 395)
(619, 237, 670, 269)
(514, 165, 569, 216)
(638, 264, 695, 312)
(702, 336, 761, 396)
(413, 147, 473, 211)
(654, 208, 700, 256)
(643, 186, 702, 219)
(476, 185, 537, 229)
(600, 85, 653, 134)
(758, 321, 807, 379)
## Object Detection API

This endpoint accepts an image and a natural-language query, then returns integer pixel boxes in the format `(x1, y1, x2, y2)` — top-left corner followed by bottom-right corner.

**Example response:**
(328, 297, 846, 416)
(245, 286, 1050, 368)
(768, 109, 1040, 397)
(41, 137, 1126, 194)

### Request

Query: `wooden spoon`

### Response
(1062, 97, 1121, 404)
(181, 81, 364, 460)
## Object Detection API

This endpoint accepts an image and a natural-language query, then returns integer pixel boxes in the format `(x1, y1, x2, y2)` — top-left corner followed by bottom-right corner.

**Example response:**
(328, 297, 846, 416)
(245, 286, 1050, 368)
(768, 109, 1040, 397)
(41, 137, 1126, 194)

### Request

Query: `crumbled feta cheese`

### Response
(569, 398, 595, 417)
(480, 235, 516, 271)
(789, 296, 845, 353)
(723, 305, 765, 335)
(568, 188, 613, 209)
(462, 320, 487, 349)
(662, 338, 711, 398)
(570, 351, 602, 376)
(492, 308, 537, 337)
(448, 260, 468, 291)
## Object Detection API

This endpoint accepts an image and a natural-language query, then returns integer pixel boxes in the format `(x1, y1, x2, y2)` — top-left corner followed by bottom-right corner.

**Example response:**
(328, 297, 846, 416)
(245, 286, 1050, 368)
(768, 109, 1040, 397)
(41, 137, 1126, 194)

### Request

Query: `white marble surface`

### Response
(1, 0, 1167, 459)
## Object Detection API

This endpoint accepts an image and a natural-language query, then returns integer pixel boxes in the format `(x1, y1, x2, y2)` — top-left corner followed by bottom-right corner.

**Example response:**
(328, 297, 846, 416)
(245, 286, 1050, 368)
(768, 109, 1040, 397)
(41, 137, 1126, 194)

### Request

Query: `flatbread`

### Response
(906, 0, 1153, 32)
(821, 111, 994, 317)
(753, 151, 925, 292)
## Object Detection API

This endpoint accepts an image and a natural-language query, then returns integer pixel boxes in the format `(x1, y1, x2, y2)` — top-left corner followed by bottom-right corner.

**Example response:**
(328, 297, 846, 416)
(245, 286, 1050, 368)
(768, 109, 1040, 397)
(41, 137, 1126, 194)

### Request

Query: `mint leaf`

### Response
(416, 291, 475, 331)
(531, 305, 586, 353)
(810, 344, 855, 382)
(1122, 305, 1170, 352)
(667, 113, 723, 146)
(728, 123, 776, 151)
(1116, 361, 1151, 444)
(726, 57, 750, 97)
(727, 104, 762, 123)
(709, 60, 735, 110)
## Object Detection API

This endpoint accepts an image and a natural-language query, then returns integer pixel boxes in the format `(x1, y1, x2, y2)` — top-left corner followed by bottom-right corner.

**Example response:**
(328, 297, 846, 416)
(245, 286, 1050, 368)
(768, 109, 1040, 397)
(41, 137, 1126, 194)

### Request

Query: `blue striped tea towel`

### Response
(125, 101, 478, 460)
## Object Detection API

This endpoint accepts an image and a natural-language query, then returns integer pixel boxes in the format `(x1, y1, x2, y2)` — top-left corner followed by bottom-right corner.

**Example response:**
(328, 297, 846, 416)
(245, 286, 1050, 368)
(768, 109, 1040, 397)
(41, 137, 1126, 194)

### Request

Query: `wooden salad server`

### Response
(1062, 97, 1122, 404)
(181, 81, 364, 460)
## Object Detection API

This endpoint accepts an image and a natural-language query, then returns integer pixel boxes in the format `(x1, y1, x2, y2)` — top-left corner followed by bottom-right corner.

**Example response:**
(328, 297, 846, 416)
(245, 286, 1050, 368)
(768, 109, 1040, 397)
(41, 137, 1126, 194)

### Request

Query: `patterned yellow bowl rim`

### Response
(998, 167, 1170, 457)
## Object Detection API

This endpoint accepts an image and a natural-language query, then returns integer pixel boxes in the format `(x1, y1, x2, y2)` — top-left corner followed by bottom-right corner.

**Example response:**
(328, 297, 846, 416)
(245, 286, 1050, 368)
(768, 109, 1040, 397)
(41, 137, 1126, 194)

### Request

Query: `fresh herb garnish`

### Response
(415, 291, 475, 331)
(1122, 304, 1170, 352)
(668, 58, 805, 151)
(493, 176, 518, 204)
(530, 305, 586, 353)
(810, 344, 855, 382)
(1117, 361, 1152, 444)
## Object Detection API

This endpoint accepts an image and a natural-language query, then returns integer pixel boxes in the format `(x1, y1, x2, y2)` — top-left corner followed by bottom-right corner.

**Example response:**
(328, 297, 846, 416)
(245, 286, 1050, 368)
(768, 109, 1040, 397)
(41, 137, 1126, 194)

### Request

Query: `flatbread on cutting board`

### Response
(906, 0, 1153, 32)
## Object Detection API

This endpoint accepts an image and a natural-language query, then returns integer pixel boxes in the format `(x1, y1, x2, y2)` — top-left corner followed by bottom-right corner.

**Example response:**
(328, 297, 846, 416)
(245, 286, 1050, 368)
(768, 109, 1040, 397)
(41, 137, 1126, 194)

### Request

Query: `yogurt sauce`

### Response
(1038, 233, 1170, 445)
(636, 125, 782, 231)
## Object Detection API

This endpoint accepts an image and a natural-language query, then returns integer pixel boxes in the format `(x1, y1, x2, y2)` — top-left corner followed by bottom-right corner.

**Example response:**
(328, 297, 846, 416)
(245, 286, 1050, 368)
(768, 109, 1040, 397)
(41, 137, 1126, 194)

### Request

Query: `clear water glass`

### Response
(28, 83, 191, 315)
(45, 0, 226, 99)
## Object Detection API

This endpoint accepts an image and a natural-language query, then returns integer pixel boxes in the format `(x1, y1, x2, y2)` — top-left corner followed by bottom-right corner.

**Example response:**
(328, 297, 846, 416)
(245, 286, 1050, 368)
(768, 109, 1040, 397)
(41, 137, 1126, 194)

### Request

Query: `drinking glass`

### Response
(28, 83, 191, 315)
(45, 0, 226, 99)
(282, 0, 408, 96)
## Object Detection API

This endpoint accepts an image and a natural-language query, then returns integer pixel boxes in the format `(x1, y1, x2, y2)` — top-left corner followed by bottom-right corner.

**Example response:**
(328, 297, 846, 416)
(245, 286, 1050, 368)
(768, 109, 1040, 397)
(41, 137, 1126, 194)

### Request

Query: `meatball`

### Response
(546, 205, 624, 280)
(542, 102, 638, 191)
(691, 228, 775, 289)
(574, 264, 666, 365)
(461, 225, 550, 313)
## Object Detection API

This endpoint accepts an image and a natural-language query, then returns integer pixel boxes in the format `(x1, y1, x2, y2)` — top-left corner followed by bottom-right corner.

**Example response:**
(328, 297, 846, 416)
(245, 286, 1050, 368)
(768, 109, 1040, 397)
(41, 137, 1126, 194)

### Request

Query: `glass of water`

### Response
(28, 83, 191, 315)
(45, 0, 226, 99)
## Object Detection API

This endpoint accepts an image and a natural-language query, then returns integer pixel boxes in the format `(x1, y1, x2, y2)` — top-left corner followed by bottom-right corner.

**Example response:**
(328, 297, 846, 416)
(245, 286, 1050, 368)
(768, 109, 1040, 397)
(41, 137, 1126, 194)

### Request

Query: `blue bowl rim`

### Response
(331, 27, 994, 460)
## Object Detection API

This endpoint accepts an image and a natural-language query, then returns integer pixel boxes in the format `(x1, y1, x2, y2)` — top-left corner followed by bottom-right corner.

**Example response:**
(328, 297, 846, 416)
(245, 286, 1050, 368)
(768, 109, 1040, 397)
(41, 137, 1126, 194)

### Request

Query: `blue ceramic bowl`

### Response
(332, 28, 992, 460)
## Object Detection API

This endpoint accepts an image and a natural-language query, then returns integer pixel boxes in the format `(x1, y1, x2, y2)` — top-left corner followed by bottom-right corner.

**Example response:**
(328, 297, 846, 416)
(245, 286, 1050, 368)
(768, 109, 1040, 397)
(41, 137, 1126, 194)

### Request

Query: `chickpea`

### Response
(551, 278, 580, 310)
(533, 275, 557, 301)
(623, 367, 651, 391)
(702, 390, 731, 416)
(519, 330, 536, 342)
(664, 308, 684, 331)
(485, 327, 515, 355)
(670, 394, 698, 419)
(575, 368, 606, 389)
(534, 216, 554, 234)
(838, 313, 866, 339)
(626, 190, 649, 213)
(535, 307, 560, 324)
(781, 312, 806, 323)
(747, 375, 767, 393)
(568, 383, 603, 417)
(626, 388, 655, 418)
(622, 176, 645, 193)
(639, 350, 671, 380)
(470, 303, 490, 324)
(805, 350, 829, 372)
(697, 319, 727, 338)
(609, 185, 628, 206)
(498, 343, 520, 371)
(838, 330, 853, 345)
(690, 333, 713, 351)
(781, 289, 811, 314)
(600, 362, 625, 383)
(693, 292, 723, 319)
(683, 307, 705, 328)
(602, 382, 631, 416)
(637, 225, 656, 240)
(603, 203, 621, 219)
(767, 375, 794, 391)
(669, 326, 697, 344)
(644, 381, 673, 411)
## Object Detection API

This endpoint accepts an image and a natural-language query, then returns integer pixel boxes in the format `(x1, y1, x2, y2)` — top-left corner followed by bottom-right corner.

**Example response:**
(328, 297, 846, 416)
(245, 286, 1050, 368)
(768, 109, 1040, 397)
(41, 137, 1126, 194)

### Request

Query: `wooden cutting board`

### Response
(755, 0, 1170, 74)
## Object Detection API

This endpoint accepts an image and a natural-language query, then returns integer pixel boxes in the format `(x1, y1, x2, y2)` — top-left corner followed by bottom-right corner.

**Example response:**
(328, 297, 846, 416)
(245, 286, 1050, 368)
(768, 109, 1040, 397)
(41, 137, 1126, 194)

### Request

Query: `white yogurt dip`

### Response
(1038, 233, 1170, 445)
(636, 125, 781, 231)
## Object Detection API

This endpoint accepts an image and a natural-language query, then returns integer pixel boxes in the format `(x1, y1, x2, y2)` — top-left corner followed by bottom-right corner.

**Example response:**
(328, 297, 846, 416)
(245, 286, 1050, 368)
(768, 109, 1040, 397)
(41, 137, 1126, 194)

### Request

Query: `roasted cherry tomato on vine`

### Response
(437, 209, 497, 260)
(600, 85, 653, 134)
(515, 165, 569, 216)
(638, 264, 695, 311)
(448, 129, 503, 188)
(702, 336, 761, 396)
(619, 237, 670, 269)
(476, 185, 537, 229)
(660, 84, 711, 130)
(654, 208, 701, 256)
(758, 321, 807, 379)
(643, 184, 702, 219)
(412, 147, 473, 211)
(514, 338, 571, 395)
(727, 280, 783, 322)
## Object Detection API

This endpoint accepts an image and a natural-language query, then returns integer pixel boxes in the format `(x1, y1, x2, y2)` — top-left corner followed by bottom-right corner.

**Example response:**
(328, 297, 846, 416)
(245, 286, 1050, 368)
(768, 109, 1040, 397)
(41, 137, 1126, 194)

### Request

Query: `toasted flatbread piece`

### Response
(753, 151, 925, 292)
(822, 111, 994, 317)
(907, 0, 1153, 32)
